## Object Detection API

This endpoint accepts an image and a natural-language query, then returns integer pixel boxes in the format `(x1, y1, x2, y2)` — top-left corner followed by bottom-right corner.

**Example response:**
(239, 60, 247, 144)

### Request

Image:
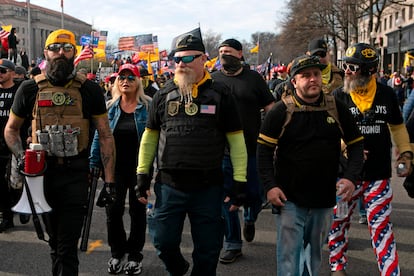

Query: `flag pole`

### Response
(256, 35, 260, 71)
(90, 32, 94, 74)
(27, 0, 32, 63)
(60, 0, 64, 28)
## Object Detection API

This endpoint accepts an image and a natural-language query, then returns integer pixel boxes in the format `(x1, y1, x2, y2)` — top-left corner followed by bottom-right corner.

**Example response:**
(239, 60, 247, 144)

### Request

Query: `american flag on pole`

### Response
(74, 45, 94, 66)
(0, 26, 10, 40)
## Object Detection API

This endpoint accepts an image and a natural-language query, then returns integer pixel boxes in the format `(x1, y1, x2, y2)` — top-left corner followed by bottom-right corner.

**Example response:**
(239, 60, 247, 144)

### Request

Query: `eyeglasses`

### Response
(118, 75, 136, 82)
(0, 68, 9, 74)
(314, 52, 327, 58)
(173, 54, 202, 64)
(341, 63, 360, 73)
(47, 43, 75, 52)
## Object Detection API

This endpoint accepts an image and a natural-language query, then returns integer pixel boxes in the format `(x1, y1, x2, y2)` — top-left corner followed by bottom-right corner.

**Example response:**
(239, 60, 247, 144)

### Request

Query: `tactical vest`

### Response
(158, 85, 225, 170)
(279, 93, 344, 139)
(31, 73, 89, 157)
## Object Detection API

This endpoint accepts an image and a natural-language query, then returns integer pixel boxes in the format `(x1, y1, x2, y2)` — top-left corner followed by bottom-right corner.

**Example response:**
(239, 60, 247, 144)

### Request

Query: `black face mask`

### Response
(220, 54, 242, 74)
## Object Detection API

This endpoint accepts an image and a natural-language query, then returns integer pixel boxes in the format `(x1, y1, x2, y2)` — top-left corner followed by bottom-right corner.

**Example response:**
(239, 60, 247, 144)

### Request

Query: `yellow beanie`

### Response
(45, 29, 76, 49)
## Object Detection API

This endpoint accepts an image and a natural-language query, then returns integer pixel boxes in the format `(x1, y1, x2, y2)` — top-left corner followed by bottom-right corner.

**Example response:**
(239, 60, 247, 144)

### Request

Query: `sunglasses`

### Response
(0, 68, 9, 74)
(173, 54, 202, 64)
(118, 75, 136, 82)
(342, 63, 360, 73)
(314, 52, 327, 58)
(47, 43, 75, 52)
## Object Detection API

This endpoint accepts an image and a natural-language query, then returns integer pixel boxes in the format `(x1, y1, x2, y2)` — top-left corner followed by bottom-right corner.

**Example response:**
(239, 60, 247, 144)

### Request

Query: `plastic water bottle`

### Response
(397, 163, 407, 175)
(335, 184, 348, 220)
(146, 203, 154, 217)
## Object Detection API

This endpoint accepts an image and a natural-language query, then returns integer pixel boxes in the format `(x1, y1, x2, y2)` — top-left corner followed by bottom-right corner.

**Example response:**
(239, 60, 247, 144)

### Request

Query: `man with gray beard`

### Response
(135, 32, 247, 276)
(4, 29, 116, 276)
(328, 43, 412, 276)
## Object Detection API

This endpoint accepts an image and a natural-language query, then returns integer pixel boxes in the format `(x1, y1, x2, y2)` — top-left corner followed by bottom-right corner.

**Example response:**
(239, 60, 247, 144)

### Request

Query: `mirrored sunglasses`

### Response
(47, 43, 75, 52)
(173, 54, 202, 64)
(118, 75, 136, 82)
(341, 63, 360, 73)
(0, 68, 9, 74)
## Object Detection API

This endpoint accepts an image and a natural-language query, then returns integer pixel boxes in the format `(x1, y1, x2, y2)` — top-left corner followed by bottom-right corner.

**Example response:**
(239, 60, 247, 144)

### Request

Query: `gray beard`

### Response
(343, 75, 371, 94)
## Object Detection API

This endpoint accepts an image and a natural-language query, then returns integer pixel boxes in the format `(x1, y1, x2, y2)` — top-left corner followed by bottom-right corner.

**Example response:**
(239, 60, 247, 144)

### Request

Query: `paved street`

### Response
(0, 173, 413, 275)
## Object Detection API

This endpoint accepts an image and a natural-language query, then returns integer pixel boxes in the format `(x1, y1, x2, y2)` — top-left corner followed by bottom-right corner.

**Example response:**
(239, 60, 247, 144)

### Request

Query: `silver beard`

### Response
(343, 74, 371, 94)
(175, 69, 196, 105)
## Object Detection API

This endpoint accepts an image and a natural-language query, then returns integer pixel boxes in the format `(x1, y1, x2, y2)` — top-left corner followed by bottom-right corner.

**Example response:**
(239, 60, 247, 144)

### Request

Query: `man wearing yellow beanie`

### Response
(4, 29, 116, 275)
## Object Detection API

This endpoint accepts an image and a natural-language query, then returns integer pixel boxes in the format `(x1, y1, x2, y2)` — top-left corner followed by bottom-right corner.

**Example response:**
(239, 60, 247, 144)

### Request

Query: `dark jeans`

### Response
(148, 182, 224, 276)
(44, 158, 89, 276)
(106, 170, 146, 261)
(0, 156, 13, 220)
(222, 154, 263, 250)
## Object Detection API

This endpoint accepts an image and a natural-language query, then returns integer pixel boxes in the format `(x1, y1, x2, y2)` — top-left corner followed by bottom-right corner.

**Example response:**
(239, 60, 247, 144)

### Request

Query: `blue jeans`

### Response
(148, 182, 224, 276)
(276, 201, 332, 276)
(222, 155, 263, 250)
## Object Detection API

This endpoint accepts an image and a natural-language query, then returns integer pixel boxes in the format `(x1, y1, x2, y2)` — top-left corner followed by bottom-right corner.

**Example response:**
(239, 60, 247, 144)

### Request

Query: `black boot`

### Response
(0, 214, 14, 233)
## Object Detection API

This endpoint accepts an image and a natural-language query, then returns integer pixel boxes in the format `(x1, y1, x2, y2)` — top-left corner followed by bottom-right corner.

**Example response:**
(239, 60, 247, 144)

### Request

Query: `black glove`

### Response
(403, 172, 414, 198)
(96, 182, 116, 207)
(230, 181, 247, 207)
(135, 174, 150, 198)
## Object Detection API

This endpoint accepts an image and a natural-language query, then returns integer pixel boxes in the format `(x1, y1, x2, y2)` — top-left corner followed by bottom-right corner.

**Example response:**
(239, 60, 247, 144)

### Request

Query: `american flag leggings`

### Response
(328, 179, 400, 276)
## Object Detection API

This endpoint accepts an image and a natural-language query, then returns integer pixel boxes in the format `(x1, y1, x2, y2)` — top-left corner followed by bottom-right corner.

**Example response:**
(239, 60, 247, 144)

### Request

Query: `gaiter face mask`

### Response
(220, 54, 242, 74)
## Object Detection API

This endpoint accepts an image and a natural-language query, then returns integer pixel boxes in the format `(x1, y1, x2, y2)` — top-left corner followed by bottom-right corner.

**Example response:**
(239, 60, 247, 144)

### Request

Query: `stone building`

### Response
(0, 0, 91, 62)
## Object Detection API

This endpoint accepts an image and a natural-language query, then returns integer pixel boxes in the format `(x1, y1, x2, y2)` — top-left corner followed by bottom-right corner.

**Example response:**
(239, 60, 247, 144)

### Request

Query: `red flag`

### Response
(74, 45, 94, 66)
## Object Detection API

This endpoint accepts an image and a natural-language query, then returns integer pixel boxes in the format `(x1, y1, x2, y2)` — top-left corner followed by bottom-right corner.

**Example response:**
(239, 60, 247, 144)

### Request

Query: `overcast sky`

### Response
(26, 0, 288, 51)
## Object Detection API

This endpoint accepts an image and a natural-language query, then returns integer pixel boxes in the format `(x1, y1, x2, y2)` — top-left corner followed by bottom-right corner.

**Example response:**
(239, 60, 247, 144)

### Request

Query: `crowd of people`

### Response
(0, 26, 414, 276)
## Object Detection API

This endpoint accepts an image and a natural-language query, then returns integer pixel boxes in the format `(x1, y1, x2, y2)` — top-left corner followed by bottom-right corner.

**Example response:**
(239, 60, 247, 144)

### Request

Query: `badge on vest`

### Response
(200, 104, 216, 114)
(185, 103, 198, 116)
(168, 101, 180, 116)
(38, 91, 76, 107)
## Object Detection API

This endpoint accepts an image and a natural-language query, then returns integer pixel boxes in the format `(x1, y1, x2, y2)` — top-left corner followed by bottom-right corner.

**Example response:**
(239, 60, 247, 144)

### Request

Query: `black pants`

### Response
(0, 156, 14, 221)
(44, 158, 89, 276)
(106, 170, 146, 262)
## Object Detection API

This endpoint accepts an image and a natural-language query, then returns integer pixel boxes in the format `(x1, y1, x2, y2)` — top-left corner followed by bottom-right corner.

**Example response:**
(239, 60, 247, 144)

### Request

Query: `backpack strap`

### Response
(279, 94, 295, 139)
(324, 94, 344, 137)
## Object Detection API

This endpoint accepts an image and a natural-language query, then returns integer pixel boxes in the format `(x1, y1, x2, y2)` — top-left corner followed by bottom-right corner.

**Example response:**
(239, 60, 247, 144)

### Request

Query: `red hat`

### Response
(394, 77, 402, 86)
(276, 65, 287, 73)
(104, 72, 118, 83)
(118, 64, 140, 77)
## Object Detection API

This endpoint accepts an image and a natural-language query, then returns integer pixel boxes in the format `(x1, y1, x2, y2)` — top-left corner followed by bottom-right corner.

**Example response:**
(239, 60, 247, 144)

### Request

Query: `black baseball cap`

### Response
(290, 55, 327, 77)
(308, 38, 328, 55)
(172, 34, 205, 53)
(219, 39, 242, 51)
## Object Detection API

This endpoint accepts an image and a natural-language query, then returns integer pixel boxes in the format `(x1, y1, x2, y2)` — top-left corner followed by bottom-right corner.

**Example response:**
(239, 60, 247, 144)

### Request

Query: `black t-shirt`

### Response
(211, 67, 275, 155)
(12, 77, 107, 155)
(113, 109, 138, 171)
(0, 85, 18, 155)
(333, 82, 403, 180)
(259, 93, 362, 208)
(147, 78, 243, 188)
(11, 78, 107, 121)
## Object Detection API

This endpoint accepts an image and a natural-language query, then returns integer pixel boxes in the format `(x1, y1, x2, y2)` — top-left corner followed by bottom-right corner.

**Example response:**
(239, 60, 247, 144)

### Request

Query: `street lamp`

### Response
(396, 15, 404, 73)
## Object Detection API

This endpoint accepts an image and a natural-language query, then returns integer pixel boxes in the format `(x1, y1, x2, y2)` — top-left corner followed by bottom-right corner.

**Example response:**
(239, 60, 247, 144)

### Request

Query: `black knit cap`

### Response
(219, 38, 242, 51)
(173, 34, 205, 53)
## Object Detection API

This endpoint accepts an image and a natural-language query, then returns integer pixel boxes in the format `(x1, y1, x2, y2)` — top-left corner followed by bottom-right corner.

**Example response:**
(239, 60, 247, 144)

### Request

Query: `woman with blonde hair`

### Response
(90, 63, 151, 275)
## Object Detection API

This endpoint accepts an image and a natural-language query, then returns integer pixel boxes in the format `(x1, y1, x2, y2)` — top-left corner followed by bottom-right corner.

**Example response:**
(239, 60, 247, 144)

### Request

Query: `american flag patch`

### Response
(200, 104, 216, 114)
